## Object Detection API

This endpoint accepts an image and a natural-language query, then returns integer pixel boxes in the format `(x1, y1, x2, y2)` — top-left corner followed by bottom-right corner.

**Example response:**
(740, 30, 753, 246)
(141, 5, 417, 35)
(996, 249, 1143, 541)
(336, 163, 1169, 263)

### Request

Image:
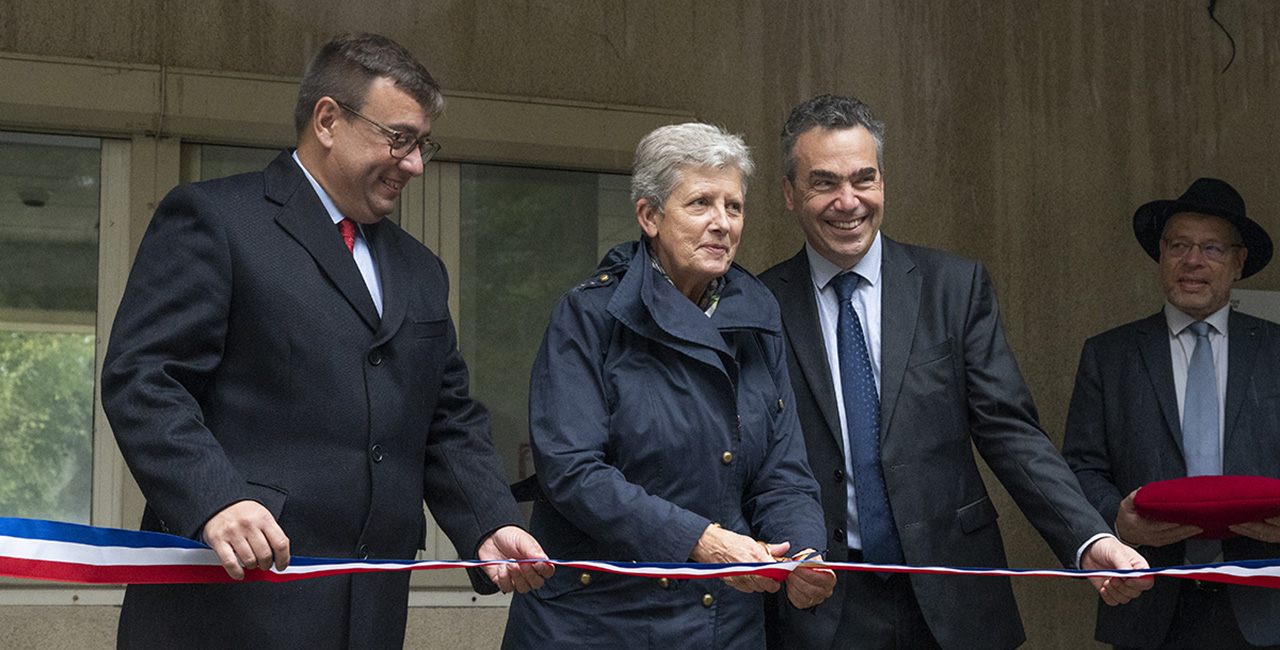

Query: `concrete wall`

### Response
(4, 1, 1280, 648)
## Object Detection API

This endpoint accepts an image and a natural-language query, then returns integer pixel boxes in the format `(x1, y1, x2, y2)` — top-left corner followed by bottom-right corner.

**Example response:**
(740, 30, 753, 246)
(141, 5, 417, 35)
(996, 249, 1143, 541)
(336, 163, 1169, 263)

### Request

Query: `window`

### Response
(0, 132, 101, 525)
(457, 165, 633, 485)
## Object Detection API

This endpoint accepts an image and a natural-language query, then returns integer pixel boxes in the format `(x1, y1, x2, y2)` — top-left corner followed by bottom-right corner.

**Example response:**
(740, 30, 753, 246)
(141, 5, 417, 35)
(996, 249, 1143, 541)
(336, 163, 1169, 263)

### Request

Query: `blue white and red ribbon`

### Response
(4, 517, 1280, 588)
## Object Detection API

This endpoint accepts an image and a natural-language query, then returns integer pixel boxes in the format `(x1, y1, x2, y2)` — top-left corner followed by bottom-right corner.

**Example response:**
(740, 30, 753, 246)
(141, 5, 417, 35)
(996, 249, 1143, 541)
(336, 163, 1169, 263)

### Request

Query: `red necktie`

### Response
(339, 218, 356, 254)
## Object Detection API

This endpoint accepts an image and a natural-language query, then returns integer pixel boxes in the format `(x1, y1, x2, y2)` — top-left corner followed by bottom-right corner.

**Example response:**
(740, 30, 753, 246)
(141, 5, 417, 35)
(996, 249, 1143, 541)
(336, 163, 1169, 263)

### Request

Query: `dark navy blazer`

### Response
(1064, 309, 1280, 647)
(762, 238, 1112, 650)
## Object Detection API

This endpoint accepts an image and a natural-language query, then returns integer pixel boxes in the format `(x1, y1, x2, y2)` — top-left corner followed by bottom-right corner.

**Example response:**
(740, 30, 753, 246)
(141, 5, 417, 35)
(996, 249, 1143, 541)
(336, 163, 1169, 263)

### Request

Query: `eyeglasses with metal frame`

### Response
(337, 101, 441, 163)
(1161, 239, 1244, 263)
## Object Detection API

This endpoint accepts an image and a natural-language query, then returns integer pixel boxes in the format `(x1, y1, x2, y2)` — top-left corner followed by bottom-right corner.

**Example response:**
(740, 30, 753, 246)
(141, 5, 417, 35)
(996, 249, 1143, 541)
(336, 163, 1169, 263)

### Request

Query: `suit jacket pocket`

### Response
(245, 481, 289, 520)
(412, 318, 448, 339)
(906, 337, 954, 368)
(957, 495, 998, 534)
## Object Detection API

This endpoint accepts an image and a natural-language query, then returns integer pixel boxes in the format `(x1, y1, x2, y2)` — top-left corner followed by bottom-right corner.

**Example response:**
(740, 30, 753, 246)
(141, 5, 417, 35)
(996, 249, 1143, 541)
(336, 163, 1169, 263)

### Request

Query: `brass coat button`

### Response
(579, 572, 592, 585)
(721, 451, 733, 465)
(658, 577, 670, 589)
(701, 593, 714, 607)
(599, 274, 610, 282)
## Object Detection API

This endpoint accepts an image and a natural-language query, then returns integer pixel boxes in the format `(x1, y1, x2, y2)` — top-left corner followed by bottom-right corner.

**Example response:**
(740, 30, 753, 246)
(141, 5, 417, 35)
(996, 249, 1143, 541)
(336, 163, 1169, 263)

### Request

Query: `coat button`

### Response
(658, 577, 670, 589)
(368, 350, 383, 366)
(358, 544, 370, 560)
(833, 527, 845, 541)
(833, 469, 844, 483)
(599, 274, 610, 282)
(371, 444, 384, 462)
(702, 593, 714, 607)
(721, 451, 733, 465)
(778, 398, 784, 410)
(579, 572, 592, 585)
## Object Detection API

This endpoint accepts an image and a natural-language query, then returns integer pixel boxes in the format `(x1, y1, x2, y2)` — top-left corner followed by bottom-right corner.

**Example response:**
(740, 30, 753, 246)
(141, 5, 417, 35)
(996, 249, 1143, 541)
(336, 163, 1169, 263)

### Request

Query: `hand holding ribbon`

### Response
(690, 524, 784, 594)
(1080, 536, 1153, 606)
(477, 525, 554, 593)
(780, 548, 836, 609)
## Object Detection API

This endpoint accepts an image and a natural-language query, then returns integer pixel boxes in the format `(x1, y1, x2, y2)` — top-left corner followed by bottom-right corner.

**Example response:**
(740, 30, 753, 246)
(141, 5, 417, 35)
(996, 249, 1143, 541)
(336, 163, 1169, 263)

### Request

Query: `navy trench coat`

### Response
(502, 241, 825, 649)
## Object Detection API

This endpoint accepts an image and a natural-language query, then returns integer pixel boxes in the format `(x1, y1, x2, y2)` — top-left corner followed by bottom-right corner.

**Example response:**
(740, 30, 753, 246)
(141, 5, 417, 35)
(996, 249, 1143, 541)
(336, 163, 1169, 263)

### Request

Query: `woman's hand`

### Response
(690, 524, 785, 593)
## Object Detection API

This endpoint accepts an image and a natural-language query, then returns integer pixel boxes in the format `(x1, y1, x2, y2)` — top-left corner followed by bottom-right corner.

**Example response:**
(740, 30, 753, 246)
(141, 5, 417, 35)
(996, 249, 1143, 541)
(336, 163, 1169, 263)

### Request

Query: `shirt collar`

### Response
(292, 151, 346, 226)
(1164, 301, 1231, 337)
(805, 230, 883, 291)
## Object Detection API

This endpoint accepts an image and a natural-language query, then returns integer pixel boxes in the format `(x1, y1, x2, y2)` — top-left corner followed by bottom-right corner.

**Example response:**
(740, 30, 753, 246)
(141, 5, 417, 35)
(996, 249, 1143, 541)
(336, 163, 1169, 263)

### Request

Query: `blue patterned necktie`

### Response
(1183, 321, 1221, 564)
(832, 272, 904, 565)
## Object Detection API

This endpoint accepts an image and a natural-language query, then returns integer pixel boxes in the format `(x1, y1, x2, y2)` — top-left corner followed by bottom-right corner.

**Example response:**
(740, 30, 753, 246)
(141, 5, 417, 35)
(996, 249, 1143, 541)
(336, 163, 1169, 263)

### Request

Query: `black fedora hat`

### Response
(1133, 177, 1273, 279)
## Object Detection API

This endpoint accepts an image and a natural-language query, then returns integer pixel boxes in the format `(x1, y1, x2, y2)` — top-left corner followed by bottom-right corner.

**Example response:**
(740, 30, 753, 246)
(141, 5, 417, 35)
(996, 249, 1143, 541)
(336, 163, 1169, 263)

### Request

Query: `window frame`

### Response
(0, 50, 690, 605)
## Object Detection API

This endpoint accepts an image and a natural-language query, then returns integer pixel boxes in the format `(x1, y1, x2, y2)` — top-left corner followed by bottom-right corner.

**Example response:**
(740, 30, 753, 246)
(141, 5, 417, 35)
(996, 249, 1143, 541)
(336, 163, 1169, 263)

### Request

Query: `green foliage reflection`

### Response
(0, 331, 93, 523)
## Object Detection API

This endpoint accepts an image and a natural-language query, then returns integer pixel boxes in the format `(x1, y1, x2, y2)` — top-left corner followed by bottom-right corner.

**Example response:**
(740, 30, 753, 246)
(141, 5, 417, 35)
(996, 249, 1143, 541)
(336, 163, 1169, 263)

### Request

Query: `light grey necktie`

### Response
(1183, 321, 1221, 563)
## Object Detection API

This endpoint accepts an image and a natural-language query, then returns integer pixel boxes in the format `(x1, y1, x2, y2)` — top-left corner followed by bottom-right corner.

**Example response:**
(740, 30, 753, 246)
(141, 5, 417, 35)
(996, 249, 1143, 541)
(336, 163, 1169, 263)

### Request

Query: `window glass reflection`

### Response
(0, 131, 101, 524)
(458, 164, 632, 484)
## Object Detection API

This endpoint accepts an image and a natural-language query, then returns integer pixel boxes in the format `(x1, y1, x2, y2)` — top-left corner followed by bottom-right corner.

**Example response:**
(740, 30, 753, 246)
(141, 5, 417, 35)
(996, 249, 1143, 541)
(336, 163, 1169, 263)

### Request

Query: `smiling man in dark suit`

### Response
(1063, 178, 1280, 649)
(101, 33, 551, 649)
(760, 94, 1151, 650)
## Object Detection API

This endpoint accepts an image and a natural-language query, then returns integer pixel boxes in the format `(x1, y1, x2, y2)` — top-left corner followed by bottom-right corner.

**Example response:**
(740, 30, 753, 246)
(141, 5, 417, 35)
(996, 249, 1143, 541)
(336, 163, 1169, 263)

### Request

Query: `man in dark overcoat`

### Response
(102, 33, 550, 649)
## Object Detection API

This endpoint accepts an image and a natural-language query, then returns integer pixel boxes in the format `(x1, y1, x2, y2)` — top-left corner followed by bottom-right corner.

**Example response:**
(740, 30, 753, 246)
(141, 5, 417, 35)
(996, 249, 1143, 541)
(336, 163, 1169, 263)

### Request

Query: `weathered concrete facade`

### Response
(2, 1, 1278, 648)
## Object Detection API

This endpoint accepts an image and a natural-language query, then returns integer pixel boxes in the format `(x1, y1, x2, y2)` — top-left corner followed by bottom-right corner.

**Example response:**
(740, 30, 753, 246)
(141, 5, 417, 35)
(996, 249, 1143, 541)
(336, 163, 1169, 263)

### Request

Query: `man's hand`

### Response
(1115, 490, 1202, 547)
(782, 550, 836, 609)
(689, 524, 783, 594)
(477, 526, 554, 593)
(1080, 536, 1154, 606)
(1230, 516, 1280, 543)
(202, 500, 290, 580)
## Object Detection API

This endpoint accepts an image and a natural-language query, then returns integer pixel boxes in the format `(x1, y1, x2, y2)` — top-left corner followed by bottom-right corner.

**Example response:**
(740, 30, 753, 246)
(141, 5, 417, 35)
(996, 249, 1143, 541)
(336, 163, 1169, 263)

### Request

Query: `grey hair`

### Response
(780, 94, 885, 179)
(630, 123, 755, 211)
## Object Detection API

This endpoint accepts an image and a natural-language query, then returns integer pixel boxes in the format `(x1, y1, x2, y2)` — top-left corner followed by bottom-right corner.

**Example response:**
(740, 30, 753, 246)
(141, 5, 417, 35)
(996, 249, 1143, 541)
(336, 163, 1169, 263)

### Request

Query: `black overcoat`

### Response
(102, 151, 520, 649)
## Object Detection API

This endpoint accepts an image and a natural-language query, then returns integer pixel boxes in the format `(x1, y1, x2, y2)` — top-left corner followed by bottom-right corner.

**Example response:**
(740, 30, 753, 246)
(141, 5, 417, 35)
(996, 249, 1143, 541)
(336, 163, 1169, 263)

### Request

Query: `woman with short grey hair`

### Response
(502, 122, 835, 649)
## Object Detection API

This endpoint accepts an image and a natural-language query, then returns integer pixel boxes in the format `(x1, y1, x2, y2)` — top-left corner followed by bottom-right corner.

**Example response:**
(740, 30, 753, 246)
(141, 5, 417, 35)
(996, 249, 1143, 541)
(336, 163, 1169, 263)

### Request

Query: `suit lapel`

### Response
(878, 237, 920, 434)
(1136, 313, 1184, 453)
(1224, 310, 1259, 452)
(368, 221, 409, 348)
(265, 152, 380, 332)
(773, 250, 844, 448)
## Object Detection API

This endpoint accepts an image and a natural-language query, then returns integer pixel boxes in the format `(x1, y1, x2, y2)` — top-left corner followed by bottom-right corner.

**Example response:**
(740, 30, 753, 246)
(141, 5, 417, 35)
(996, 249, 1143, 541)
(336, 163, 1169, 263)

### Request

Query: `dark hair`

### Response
(780, 94, 885, 179)
(293, 33, 445, 134)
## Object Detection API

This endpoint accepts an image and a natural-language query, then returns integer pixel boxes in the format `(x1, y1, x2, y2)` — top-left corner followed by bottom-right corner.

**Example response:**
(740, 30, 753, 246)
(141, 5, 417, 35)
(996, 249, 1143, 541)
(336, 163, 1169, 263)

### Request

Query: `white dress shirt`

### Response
(293, 152, 384, 316)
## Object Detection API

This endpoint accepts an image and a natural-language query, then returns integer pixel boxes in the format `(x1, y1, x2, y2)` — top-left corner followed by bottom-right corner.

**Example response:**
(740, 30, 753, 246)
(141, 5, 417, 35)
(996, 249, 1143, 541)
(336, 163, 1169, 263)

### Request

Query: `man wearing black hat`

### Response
(1063, 178, 1280, 649)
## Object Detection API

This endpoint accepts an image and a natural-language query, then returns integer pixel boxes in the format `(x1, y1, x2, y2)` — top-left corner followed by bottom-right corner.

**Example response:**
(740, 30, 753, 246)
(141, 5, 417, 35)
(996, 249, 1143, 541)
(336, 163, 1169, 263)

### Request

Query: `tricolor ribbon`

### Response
(4, 517, 1280, 588)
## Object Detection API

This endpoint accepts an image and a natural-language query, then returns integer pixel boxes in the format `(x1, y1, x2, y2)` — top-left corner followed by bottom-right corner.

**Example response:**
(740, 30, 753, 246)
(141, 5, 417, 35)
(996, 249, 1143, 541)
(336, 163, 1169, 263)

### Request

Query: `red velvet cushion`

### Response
(1134, 475, 1280, 539)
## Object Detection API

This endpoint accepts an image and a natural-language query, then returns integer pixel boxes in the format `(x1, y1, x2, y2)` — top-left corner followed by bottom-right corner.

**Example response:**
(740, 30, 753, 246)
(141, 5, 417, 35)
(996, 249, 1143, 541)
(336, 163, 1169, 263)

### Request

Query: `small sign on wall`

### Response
(1231, 289, 1280, 322)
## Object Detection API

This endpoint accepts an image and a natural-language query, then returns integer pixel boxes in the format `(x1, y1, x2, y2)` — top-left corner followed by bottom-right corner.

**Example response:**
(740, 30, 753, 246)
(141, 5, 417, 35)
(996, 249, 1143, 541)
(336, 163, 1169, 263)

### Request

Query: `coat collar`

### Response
(604, 241, 777, 370)
(877, 236, 921, 435)
(367, 219, 409, 346)
(1135, 311, 1185, 453)
(770, 247, 841, 446)
(1225, 308, 1261, 452)
(265, 150, 385, 333)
